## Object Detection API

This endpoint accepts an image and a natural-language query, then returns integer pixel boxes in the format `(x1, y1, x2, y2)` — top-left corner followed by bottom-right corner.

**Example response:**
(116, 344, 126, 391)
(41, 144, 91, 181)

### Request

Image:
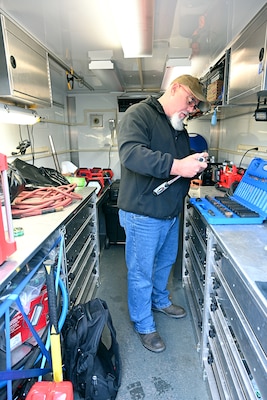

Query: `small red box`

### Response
(26, 381, 73, 400)
(76, 167, 105, 188)
(0, 285, 49, 351)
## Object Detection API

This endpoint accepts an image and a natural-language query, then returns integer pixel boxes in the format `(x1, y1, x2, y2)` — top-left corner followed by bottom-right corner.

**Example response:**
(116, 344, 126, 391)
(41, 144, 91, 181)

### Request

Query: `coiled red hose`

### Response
(11, 184, 83, 218)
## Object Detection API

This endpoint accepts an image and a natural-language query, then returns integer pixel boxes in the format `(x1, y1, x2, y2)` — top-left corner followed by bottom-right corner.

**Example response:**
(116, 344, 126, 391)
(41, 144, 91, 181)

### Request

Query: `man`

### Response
(117, 75, 209, 353)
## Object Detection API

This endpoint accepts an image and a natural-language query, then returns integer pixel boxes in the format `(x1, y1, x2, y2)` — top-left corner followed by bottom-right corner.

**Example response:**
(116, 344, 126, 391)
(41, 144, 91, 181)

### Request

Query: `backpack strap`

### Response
(101, 299, 122, 388)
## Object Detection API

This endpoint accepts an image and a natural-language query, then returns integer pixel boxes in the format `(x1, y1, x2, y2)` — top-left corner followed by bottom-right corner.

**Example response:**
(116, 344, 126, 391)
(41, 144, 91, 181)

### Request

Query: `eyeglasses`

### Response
(180, 86, 199, 110)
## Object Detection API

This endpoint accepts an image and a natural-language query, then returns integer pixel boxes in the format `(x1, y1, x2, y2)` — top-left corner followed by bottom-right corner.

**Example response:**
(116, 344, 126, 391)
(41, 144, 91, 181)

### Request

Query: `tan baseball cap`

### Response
(172, 74, 210, 112)
(172, 74, 206, 102)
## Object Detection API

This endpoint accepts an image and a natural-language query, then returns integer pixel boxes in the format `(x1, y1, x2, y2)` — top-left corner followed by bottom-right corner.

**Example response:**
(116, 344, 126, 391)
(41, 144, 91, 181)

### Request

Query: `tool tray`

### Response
(190, 158, 267, 224)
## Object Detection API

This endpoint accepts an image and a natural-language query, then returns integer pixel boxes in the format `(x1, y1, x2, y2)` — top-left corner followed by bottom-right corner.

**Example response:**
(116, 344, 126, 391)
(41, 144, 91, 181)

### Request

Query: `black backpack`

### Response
(62, 298, 122, 400)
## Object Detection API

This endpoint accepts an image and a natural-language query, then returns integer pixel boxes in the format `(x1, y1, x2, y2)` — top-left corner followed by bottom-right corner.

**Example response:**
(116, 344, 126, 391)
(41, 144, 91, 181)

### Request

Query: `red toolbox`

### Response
(26, 381, 73, 399)
(76, 167, 105, 188)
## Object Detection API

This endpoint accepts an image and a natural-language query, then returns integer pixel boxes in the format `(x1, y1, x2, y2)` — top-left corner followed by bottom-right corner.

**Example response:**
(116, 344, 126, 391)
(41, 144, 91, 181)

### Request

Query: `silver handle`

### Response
(153, 175, 181, 196)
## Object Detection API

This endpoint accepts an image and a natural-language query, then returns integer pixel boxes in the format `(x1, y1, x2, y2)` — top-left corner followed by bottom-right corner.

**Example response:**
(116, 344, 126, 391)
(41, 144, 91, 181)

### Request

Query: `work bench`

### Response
(183, 186, 267, 399)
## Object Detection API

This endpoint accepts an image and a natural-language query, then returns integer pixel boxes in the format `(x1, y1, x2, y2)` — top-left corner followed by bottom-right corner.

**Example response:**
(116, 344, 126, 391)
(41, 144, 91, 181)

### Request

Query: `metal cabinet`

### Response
(228, 4, 267, 105)
(64, 190, 99, 306)
(183, 200, 267, 399)
(0, 14, 52, 107)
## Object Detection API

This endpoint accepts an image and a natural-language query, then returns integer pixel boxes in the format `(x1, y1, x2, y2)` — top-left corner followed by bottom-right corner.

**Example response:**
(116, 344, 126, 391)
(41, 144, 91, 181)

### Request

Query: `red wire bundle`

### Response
(11, 184, 83, 218)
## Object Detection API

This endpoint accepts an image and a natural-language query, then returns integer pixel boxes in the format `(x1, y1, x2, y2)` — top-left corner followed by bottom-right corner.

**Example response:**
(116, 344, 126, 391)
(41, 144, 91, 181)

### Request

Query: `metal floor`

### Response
(94, 245, 211, 400)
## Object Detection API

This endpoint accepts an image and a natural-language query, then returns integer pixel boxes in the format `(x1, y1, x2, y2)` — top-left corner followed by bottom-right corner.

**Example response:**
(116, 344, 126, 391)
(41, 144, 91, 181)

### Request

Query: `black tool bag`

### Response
(12, 159, 69, 188)
(7, 163, 27, 202)
(38, 166, 69, 186)
(62, 298, 122, 400)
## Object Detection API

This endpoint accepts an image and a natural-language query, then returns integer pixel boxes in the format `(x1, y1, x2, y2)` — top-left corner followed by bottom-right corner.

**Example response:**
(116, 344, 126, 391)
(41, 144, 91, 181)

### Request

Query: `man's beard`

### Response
(170, 112, 185, 131)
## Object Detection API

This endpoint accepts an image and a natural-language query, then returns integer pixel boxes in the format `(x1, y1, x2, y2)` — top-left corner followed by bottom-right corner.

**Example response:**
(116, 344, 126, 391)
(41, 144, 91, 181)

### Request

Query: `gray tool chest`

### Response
(183, 195, 267, 399)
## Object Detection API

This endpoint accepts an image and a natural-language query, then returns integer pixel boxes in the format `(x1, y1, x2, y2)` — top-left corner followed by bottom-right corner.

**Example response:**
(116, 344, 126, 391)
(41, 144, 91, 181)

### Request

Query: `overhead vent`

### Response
(118, 96, 148, 112)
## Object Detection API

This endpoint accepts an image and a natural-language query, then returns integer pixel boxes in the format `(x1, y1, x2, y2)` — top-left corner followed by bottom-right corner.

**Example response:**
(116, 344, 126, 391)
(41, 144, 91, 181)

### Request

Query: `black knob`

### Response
(209, 326, 216, 338)
(10, 55, 16, 68)
(210, 299, 218, 312)
(198, 298, 204, 306)
(207, 352, 214, 365)
(214, 251, 222, 261)
(213, 278, 220, 290)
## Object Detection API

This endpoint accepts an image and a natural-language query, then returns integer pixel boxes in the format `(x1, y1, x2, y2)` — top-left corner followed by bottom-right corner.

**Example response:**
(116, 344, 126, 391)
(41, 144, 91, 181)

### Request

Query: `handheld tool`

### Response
(153, 156, 207, 196)
(153, 175, 181, 195)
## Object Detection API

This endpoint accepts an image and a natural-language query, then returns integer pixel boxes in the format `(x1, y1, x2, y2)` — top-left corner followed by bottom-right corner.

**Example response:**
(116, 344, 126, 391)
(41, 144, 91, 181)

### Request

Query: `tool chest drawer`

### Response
(217, 253, 267, 356)
(183, 200, 208, 346)
(186, 203, 207, 245)
(211, 271, 267, 398)
(64, 191, 99, 306)
(184, 256, 203, 336)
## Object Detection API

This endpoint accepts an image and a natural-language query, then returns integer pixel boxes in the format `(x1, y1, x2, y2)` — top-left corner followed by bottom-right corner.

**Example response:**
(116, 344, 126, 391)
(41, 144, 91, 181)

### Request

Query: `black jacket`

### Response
(117, 96, 191, 219)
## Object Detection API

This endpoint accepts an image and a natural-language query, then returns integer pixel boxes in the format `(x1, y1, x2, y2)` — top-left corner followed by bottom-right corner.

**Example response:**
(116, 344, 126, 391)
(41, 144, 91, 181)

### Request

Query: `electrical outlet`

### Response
(90, 114, 103, 127)
(238, 144, 267, 154)
(258, 146, 267, 153)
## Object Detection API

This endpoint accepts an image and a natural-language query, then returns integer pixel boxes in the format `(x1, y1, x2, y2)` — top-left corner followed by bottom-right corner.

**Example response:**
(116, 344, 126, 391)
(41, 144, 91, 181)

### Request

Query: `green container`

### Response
(66, 177, 86, 187)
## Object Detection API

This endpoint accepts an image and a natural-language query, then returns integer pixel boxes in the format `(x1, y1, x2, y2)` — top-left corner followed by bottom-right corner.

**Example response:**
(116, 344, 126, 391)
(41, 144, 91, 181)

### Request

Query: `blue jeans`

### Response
(119, 210, 179, 334)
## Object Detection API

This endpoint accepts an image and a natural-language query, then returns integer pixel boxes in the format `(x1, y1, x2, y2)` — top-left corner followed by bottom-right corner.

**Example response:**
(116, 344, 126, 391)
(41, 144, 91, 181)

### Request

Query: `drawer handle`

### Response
(210, 298, 218, 312)
(209, 326, 216, 339)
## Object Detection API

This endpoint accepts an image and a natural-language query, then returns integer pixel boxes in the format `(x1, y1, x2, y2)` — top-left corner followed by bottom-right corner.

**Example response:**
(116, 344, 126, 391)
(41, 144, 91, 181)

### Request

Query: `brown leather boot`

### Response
(135, 331, 166, 353)
(152, 304, 186, 319)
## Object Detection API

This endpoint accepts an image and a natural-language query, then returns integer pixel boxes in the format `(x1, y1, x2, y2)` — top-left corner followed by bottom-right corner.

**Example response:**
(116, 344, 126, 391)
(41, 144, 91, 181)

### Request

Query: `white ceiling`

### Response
(0, 0, 265, 95)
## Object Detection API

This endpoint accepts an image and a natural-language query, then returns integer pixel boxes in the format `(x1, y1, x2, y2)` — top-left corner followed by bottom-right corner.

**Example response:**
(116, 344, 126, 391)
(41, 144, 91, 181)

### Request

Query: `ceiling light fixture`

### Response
(161, 58, 192, 91)
(109, 0, 154, 58)
(0, 104, 40, 125)
(89, 59, 123, 91)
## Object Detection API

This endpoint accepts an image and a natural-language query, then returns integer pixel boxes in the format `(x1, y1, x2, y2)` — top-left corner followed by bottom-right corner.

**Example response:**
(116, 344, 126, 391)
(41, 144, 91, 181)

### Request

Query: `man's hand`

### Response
(170, 152, 209, 178)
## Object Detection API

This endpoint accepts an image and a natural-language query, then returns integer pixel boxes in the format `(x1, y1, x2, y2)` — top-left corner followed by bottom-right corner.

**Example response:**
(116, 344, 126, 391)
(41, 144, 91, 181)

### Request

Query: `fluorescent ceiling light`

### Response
(0, 104, 40, 125)
(89, 60, 115, 70)
(109, 0, 154, 58)
(161, 58, 192, 91)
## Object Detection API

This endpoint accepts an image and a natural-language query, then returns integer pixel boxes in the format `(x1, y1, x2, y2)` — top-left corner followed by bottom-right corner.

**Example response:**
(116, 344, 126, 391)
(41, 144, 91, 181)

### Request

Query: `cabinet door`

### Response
(0, 15, 52, 106)
(228, 7, 267, 104)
